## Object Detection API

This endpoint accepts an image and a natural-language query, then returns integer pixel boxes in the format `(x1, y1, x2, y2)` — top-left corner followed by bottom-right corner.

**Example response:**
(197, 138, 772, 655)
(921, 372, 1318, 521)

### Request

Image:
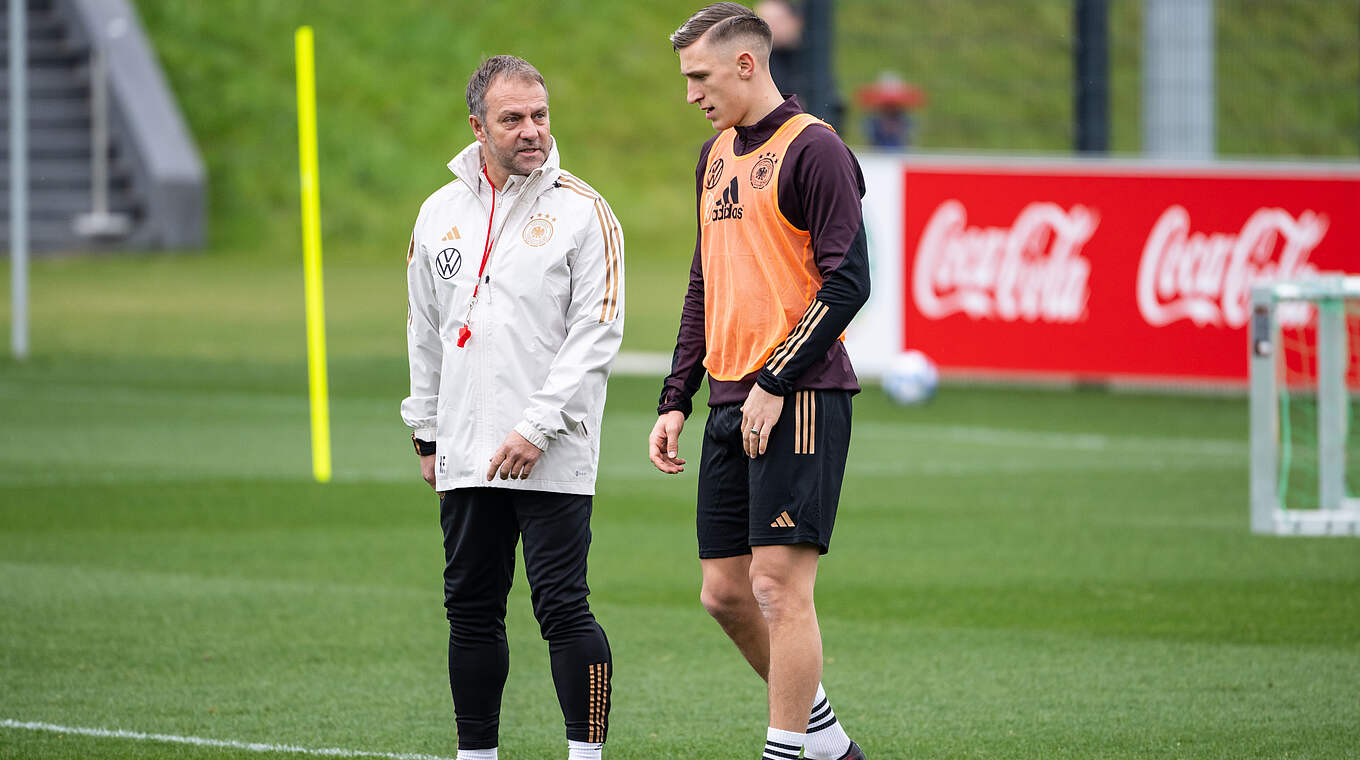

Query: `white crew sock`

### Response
(456, 749, 497, 760)
(803, 683, 853, 759)
(763, 726, 805, 759)
(568, 739, 603, 759)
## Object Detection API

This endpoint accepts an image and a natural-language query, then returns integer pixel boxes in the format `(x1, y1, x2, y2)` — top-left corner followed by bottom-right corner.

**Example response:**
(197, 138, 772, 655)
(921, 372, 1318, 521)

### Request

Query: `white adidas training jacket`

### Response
(401, 140, 624, 494)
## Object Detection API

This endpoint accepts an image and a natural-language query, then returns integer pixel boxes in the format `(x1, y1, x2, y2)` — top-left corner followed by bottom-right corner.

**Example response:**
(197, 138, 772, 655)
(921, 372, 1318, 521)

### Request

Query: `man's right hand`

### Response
(648, 411, 687, 474)
(420, 453, 437, 491)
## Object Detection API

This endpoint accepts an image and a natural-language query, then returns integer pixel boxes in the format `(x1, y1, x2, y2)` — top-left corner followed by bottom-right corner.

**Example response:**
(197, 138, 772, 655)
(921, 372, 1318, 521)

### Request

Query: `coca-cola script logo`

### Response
(913, 200, 1097, 323)
(1137, 206, 1326, 328)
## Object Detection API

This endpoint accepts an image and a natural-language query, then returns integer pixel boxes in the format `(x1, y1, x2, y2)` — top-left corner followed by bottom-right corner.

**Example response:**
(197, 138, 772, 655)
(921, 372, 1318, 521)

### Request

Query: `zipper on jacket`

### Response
(480, 177, 535, 311)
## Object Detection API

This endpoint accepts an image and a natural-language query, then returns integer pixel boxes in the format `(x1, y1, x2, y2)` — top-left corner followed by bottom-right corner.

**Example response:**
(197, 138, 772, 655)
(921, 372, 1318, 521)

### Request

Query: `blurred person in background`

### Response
(855, 71, 924, 149)
(757, 0, 808, 109)
(402, 54, 624, 760)
(756, 0, 843, 130)
(650, 4, 870, 759)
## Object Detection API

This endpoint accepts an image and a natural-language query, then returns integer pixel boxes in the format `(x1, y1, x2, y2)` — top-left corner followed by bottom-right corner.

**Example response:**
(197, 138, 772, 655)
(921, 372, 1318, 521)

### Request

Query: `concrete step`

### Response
(0, 4, 64, 22)
(1, 218, 80, 236)
(0, 186, 140, 215)
(0, 71, 87, 100)
(0, 126, 93, 152)
(0, 37, 82, 64)
(0, 129, 124, 162)
(0, 217, 141, 251)
(1, 160, 132, 188)
(15, 96, 91, 126)
(0, 15, 67, 44)
(3, 167, 133, 190)
(4, 0, 60, 12)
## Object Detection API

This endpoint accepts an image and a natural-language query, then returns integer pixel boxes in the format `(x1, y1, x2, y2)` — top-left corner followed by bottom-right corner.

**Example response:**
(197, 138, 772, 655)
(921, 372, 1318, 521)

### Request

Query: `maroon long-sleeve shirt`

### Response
(658, 97, 872, 417)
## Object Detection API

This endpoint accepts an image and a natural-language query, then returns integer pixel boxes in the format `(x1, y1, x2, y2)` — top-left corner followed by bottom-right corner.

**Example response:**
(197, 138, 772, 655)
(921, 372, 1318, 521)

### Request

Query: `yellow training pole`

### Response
(295, 26, 332, 483)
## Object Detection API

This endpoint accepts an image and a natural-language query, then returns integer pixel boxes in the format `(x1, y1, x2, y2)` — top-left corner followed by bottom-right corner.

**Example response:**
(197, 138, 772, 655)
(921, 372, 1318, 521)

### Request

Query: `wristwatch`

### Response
(412, 434, 436, 456)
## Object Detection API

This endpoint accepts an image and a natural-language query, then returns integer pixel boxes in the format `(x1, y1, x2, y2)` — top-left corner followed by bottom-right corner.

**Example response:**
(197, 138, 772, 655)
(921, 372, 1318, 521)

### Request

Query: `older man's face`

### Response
(472, 76, 551, 182)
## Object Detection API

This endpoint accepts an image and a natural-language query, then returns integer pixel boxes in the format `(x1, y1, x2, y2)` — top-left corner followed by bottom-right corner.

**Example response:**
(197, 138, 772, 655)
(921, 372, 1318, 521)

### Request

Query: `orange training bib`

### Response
(700, 113, 826, 381)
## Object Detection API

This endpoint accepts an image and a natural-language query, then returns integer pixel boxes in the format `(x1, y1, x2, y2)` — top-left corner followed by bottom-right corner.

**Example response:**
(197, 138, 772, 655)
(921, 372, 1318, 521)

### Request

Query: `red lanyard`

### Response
(457, 166, 498, 348)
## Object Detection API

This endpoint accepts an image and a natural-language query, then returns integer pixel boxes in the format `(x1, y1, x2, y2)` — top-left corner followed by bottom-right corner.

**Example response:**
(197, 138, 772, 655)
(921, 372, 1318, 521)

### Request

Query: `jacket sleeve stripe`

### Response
(602, 201, 623, 322)
(559, 176, 622, 323)
(557, 176, 598, 199)
(591, 198, 622, 323)
(767, 300, 828, 376)
(591, 199, 614, 322)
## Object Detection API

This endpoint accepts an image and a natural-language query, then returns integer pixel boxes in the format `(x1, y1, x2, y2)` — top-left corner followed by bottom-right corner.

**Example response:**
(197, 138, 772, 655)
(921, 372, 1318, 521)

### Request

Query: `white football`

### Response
(882, 350, 939, 405)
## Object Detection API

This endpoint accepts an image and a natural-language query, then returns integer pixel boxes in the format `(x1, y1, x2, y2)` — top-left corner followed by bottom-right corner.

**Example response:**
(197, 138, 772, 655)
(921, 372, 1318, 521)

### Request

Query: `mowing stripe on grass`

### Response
(0, 719, 454, 760)
(857, 421, 1245, 457)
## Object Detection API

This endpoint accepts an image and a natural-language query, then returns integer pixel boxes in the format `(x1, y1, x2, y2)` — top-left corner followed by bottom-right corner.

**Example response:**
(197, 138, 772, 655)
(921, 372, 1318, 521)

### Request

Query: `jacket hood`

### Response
(447, 138, 563, 192)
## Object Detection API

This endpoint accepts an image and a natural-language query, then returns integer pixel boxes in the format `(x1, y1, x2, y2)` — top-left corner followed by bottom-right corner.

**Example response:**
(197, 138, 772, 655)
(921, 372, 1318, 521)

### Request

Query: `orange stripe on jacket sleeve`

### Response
(559, 177, 622, 323)
(604, 204, 622, 321)
(599, 200, 623, 322)
(767, 300, 828, 376)
(591, 199, 619, 323)
(768, 301, 825, 371)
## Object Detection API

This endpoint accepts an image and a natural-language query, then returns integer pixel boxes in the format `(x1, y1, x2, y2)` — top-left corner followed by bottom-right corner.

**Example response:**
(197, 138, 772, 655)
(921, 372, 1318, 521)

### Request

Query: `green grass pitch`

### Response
(4, 2, 1360, 756)
(2, 260, 1359, 759)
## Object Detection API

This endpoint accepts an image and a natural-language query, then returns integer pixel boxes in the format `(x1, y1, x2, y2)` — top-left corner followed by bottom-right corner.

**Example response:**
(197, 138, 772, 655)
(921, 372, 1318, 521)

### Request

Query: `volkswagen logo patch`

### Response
(435, 248, 462, 280)
(704, 157, 725, 190)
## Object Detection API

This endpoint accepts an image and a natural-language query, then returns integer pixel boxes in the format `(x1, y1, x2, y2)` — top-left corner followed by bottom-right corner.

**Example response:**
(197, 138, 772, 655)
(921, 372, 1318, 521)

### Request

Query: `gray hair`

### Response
(670, 2, 771, 52)
(465, 55, 547, 121)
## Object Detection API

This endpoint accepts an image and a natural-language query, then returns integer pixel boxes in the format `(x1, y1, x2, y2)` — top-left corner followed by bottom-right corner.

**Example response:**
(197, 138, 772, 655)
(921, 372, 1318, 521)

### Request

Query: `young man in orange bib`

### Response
(648, 5, 871, 759)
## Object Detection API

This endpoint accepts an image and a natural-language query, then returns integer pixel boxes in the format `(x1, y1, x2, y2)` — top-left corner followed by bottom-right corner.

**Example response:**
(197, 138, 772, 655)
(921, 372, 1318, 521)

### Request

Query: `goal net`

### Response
(1250, 275, 1360, 536)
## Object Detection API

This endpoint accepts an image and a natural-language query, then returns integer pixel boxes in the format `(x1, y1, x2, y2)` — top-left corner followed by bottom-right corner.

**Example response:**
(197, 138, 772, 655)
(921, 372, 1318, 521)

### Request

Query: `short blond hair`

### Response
(670, 2, 772, 53)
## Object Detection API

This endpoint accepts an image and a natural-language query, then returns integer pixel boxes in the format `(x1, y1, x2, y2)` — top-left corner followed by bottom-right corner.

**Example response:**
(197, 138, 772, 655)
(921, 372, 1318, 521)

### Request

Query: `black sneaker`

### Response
(836, 742, 867, 760)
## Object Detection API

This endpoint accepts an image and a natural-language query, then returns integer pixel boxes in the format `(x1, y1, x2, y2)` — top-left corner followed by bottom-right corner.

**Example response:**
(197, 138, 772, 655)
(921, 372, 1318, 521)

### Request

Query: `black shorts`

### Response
(696, 389, 852, 558)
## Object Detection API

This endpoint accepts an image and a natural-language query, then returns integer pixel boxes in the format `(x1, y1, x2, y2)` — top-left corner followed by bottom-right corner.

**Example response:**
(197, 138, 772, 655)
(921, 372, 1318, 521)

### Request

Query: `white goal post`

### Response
(1250, 274, 1360, 536)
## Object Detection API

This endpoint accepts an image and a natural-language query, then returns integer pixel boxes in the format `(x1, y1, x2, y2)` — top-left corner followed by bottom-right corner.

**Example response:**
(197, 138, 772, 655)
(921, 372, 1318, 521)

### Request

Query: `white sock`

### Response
(456, 749, 497, 760)
(568, 739, 603, 759)
(803, 683, 853, 759)
(763, 726, 804, 759)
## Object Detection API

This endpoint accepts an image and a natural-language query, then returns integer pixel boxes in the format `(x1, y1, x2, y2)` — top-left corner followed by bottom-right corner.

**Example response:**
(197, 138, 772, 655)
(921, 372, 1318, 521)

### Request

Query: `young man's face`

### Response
(678, 34, 750, 131)
(471, 76, 551, 181)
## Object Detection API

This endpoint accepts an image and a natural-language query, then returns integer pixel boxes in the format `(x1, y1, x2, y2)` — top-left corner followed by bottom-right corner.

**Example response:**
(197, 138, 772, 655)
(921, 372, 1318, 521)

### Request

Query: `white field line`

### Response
(0, 718, 454, 760)
(613, 351, 671, 376)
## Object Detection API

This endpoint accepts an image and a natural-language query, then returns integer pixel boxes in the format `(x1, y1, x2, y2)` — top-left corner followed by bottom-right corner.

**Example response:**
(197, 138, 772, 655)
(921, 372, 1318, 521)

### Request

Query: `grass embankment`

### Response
(116, 0, 1360, 352)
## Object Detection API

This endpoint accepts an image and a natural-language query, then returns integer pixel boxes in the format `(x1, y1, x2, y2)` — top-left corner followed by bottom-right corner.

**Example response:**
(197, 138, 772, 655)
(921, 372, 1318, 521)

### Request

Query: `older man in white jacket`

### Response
(401, 55, 624, 760)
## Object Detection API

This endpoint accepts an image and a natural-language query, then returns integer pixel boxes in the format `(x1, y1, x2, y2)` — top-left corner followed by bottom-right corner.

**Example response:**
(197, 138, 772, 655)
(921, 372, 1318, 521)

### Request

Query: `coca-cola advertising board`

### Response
(846, 158, 1359, 385)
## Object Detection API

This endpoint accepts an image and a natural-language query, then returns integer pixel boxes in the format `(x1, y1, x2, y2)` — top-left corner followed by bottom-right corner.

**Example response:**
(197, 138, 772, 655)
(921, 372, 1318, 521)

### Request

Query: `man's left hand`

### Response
(486, 431, 543, 481)
(741, 384, 785, 458)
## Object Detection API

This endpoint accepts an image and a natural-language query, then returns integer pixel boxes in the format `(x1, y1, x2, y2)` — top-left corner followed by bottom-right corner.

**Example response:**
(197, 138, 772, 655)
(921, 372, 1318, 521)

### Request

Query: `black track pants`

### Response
(439, 487, 612, 749)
